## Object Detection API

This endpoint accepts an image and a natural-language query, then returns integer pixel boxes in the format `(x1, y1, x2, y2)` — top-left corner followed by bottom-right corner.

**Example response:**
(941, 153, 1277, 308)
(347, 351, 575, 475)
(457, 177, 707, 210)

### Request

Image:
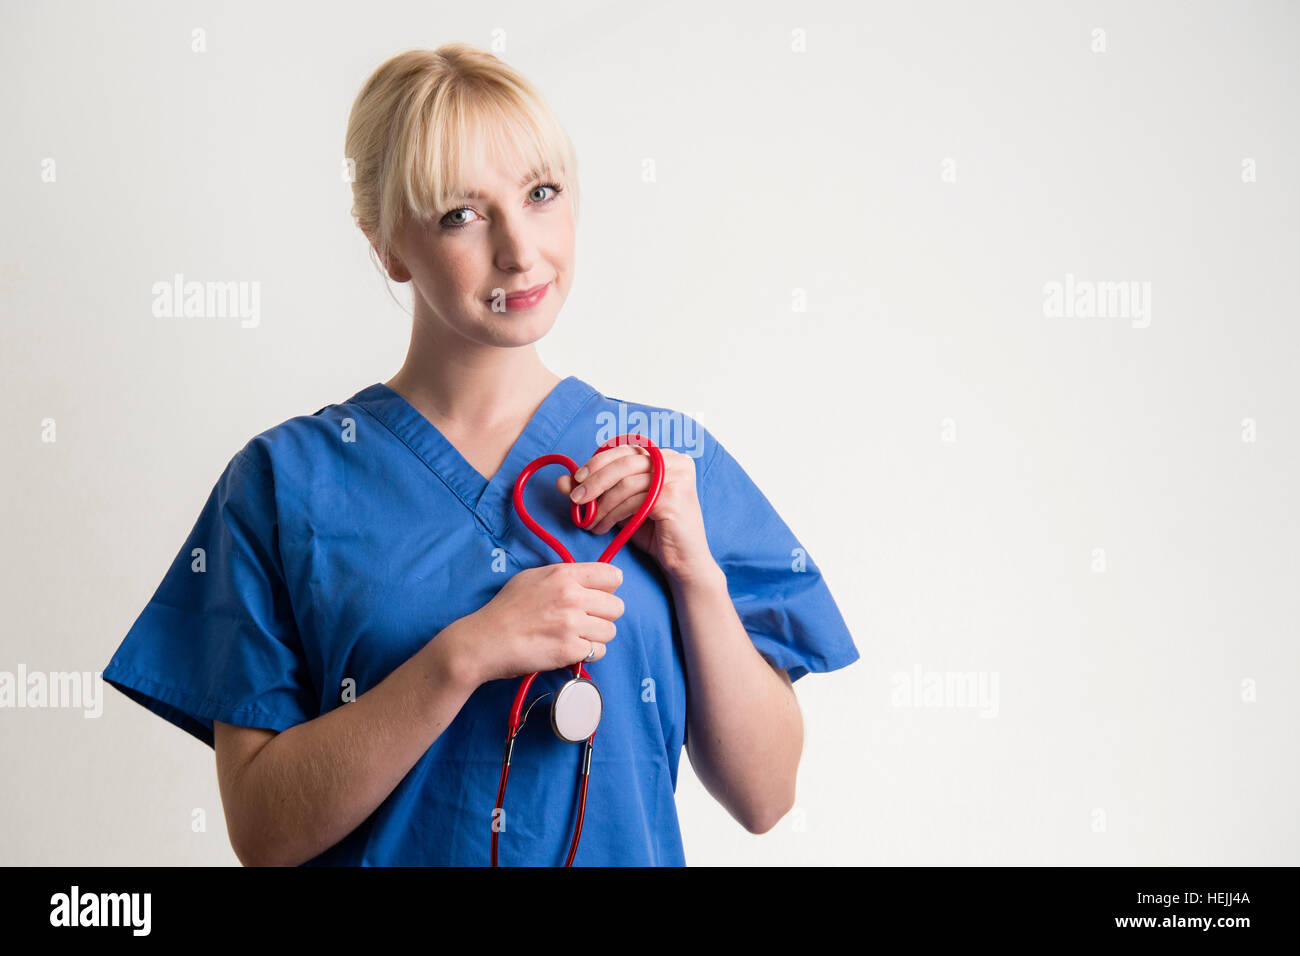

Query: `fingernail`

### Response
(571, 485, 586, 501)
(574, 467, 588, 481)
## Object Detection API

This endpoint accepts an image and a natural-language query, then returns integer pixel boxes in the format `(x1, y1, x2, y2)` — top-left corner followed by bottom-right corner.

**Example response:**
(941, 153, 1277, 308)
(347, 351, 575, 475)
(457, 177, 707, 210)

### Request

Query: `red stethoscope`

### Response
(491, 432, 665, 867)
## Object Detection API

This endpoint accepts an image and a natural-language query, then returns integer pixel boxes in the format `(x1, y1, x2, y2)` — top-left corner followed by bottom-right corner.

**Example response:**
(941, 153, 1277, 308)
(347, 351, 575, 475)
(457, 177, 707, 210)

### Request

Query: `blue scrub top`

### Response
(103, 376, 859, 865)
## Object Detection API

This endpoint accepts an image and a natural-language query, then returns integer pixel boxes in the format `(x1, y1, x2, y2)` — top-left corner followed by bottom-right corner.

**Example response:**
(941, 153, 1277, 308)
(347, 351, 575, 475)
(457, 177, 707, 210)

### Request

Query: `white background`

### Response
(1, 0, 1296, 865)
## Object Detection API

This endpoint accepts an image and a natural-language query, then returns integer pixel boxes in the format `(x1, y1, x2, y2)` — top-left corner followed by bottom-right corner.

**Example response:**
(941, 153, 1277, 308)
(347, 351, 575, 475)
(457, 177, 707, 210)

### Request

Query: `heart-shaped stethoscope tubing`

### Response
(491, 433, 665, 867)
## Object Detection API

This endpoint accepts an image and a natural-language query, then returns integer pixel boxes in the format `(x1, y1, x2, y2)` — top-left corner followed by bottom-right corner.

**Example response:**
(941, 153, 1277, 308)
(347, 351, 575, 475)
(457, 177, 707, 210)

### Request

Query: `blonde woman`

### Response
(103, 43, 859, 866)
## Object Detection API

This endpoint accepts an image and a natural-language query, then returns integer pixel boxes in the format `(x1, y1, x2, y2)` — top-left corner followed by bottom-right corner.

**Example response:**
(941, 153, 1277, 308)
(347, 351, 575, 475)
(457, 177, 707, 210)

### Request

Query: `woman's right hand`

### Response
(452, 562, 625, 686)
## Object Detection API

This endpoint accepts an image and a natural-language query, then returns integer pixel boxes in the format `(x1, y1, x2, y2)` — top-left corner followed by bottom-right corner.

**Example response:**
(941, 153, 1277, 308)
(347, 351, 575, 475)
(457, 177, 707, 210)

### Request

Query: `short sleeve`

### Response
(102, 440, 318, 749)
(697, 432, 860, 684)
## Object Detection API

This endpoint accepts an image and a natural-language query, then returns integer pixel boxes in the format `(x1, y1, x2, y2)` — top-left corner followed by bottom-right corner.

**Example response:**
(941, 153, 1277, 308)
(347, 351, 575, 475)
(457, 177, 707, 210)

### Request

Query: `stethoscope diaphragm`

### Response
(550, 677, 603, 743)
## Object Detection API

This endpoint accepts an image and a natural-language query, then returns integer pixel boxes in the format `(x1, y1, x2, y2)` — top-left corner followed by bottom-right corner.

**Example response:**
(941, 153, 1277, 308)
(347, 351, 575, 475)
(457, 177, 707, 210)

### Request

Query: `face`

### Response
(376, 150, 575, 349)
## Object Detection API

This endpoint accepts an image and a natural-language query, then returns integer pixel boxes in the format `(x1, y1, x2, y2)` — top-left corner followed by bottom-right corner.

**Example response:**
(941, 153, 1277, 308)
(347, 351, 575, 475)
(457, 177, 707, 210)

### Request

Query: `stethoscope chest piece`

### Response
(551, 677, 603, 743)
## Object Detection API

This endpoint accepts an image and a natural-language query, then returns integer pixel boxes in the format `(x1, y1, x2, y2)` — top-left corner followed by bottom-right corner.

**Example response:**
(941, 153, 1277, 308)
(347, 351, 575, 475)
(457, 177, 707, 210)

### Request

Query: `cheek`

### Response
(551, 241, 576, 287)
(546, 207, 576, 260)
(425, 252, 482, 299)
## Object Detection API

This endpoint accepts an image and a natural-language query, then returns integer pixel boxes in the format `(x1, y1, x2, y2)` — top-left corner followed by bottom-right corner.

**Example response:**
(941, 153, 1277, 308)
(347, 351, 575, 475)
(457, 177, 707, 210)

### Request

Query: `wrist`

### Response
(429, 616, 484, 693)
(665, 556, 726, 594)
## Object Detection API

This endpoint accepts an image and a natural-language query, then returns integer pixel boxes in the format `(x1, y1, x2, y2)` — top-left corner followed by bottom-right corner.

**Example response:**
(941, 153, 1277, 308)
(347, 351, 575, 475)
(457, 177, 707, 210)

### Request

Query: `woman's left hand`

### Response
(556, 445, 715, 581)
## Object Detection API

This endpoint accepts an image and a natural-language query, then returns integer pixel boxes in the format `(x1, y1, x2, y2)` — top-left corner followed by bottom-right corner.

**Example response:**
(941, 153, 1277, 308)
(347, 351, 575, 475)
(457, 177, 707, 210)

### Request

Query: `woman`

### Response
(103, 43, 859, 866)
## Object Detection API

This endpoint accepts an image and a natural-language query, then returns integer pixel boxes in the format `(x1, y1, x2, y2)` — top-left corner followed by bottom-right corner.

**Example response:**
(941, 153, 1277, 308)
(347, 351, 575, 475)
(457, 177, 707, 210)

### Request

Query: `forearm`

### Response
(670, 561, 803, 833)
(229, 619, 479, 866)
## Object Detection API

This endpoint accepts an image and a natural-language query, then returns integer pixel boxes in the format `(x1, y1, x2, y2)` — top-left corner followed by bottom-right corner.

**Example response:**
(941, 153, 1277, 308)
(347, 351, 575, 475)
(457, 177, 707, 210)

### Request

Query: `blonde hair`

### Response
(344, 44, 579, 280)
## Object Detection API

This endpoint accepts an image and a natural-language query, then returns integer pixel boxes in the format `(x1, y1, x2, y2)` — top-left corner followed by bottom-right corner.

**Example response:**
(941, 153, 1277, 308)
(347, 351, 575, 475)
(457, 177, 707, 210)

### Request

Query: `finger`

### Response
(559, 448, 643, 495)
(570, 448, 648, 506)
(574, 444, 646, 487)
(576, 614, 617, 646)
(579, 481, 633, 534)
(556, 457, 602, 496)
(590, 476, 652, 534)
(580, 588, 625, 622)
(571, 634, 608, 664)
(572, 445, 639, 483)
(567, 560, 623, 592)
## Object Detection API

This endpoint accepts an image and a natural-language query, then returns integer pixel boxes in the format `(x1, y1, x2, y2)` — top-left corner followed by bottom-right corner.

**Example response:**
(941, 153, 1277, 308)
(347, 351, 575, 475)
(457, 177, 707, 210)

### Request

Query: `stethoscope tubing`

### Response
(490, 433, 665, 867)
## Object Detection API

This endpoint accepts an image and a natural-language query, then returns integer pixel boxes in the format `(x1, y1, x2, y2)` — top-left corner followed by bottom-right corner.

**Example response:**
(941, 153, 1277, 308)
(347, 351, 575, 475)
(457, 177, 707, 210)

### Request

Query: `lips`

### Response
(496, 281, 548, 303)
(486, 280, 551, 303)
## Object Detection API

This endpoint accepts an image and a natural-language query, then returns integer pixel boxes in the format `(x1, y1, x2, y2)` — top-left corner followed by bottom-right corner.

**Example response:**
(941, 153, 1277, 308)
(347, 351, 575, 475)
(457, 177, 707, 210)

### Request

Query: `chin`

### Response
(482, 310, 559, 347)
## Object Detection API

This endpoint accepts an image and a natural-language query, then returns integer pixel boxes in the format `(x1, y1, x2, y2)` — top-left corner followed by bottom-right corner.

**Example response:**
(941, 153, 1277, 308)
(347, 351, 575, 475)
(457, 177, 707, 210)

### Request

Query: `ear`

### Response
(362, 227, 412, 283)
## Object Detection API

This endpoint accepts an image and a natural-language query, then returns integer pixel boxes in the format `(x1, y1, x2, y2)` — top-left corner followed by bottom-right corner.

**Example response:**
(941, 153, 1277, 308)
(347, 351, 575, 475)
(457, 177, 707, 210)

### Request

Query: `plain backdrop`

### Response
(2, 0, 1297, 866)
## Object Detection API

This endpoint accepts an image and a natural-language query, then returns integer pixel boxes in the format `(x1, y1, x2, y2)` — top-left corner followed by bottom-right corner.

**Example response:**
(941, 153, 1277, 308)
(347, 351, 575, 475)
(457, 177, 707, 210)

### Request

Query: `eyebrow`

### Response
(449, 165, 551, 201)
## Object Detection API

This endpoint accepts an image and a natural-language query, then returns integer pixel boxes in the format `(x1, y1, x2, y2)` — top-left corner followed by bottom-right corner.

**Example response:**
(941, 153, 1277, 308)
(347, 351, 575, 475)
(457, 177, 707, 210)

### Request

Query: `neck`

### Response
(385, 325, 561, 431)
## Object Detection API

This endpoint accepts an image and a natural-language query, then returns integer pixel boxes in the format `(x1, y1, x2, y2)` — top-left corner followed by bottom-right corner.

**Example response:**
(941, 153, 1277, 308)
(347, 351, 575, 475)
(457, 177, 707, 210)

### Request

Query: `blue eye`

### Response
(443, 208, 473, 228)
(440, 181, 565, 230)
(529, 182, 562, 203)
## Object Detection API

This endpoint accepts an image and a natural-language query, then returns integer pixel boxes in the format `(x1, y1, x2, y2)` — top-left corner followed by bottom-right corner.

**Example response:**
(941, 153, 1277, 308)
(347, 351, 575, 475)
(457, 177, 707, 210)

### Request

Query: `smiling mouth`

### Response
(485, 281, 552, 310)
(486, 281, 549, 303)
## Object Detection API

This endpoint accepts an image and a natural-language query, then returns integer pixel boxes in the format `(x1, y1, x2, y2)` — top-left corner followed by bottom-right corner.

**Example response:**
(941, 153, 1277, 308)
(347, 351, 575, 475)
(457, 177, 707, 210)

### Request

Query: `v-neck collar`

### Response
(345, 375, 599, 539)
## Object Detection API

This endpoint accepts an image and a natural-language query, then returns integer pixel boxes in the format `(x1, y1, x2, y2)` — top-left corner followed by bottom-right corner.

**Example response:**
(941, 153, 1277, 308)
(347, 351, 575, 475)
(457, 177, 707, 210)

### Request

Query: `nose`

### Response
(490, 209, 538, 274)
